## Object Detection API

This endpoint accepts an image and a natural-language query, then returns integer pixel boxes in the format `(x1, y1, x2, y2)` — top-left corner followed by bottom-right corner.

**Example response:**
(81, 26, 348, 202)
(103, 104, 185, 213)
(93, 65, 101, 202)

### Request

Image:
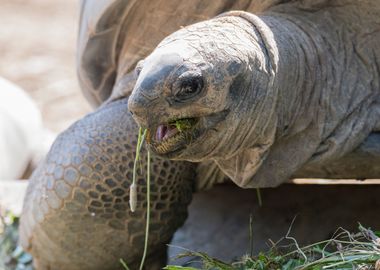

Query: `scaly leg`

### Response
(20, 97, 195, 270)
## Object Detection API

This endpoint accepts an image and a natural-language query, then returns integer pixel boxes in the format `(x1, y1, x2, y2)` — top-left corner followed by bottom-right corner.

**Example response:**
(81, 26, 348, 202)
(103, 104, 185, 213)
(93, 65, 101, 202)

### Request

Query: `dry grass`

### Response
(2, 209, 380, 270)
(164, 224, 380, 270)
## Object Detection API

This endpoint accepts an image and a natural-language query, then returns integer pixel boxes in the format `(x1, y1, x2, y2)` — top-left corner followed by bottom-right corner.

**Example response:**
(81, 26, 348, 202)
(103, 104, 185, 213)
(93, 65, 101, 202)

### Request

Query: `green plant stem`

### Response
(120, 259, 131, 270)
(249, 214, 254, 257)
(256, 188, 262, 207)
(130, 128, 147, 212)
(132, 128, 146, 188)
(283, 239, 376, 259)
(139, 149, 151, 270)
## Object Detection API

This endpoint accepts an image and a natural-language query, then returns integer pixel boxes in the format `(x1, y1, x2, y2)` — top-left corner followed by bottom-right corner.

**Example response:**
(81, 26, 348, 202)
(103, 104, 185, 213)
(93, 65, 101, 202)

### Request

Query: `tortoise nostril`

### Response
(128, 95, 150, 127)
(128, 90, 158, 115)
(128, 96, 144, 115)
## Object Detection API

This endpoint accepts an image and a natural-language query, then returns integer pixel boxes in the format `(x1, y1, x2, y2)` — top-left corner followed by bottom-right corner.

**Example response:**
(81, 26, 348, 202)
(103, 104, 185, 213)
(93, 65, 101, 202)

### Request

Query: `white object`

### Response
(0, 78, 43, 179)
(0, 180, 28, 215)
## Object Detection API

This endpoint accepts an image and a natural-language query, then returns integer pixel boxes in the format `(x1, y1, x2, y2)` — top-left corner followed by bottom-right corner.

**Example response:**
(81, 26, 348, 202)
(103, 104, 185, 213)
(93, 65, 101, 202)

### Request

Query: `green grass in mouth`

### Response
(169, 118, 198, 132)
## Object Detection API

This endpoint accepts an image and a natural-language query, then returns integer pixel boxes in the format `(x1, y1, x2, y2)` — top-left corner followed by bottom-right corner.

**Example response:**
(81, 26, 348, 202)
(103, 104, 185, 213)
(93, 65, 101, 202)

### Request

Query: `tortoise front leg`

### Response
(20, 98, 195, 270)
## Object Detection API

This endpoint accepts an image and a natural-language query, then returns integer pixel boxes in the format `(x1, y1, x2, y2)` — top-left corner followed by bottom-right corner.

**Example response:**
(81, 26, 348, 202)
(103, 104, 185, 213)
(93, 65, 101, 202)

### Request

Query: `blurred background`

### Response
(0, 0, 90, 133)
(0, 2, 92, 267)
(0, 0, 91, 182)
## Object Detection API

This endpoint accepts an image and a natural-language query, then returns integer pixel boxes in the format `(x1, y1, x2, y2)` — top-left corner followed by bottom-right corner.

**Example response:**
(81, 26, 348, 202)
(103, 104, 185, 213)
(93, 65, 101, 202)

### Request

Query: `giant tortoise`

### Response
(20, 0, 380, 269)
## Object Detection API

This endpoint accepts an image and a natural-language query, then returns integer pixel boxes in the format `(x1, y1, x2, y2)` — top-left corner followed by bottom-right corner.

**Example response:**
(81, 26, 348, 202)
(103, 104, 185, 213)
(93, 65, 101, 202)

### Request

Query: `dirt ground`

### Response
(0, 0, 90, 133)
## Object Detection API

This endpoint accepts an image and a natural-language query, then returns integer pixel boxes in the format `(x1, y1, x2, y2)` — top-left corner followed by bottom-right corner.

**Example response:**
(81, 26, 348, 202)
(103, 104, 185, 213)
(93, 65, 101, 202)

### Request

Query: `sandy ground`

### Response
(0, 0, 91, 133)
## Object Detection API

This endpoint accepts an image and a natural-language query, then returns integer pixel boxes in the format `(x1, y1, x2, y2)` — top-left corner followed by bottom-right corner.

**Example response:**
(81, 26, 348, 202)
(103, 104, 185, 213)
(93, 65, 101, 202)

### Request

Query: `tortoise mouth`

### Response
(148, 117, 201, 157)
(147, 110, 229, 159)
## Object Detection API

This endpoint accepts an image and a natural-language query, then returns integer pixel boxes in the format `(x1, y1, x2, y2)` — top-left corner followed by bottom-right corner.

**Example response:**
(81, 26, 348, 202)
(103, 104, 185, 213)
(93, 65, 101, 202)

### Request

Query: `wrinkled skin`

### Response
(129, 4, 380, 188)
(21, 1, 380, 269)
(129, 16, 266, 163)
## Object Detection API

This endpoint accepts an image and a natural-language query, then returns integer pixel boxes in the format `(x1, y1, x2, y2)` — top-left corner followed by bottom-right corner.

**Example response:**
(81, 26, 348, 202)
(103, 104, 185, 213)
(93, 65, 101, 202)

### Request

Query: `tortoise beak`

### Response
(128, 87, 160, 129)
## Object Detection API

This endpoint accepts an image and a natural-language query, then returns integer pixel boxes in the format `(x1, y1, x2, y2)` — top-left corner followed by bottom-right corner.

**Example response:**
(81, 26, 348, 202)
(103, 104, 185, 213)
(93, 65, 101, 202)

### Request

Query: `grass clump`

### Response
(165, 224, 380, 270)
(0, 212, 33, 270)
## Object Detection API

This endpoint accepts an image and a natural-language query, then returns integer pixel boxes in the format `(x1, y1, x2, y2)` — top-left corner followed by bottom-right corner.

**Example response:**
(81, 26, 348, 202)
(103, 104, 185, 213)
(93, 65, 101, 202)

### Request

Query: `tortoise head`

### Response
(128, 15, 273, 161)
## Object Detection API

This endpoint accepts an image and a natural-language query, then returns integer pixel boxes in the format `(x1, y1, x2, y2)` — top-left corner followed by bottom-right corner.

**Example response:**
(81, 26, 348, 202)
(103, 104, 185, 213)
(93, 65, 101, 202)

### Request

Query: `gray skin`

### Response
(129, 5, 380, 188)
(20, 0, 380, 269)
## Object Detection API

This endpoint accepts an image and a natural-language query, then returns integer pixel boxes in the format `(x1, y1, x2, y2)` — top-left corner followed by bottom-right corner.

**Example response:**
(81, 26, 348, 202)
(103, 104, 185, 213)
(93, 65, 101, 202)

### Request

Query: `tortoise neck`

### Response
(259, 13, 323, 139)
(226, 11, 323, 139)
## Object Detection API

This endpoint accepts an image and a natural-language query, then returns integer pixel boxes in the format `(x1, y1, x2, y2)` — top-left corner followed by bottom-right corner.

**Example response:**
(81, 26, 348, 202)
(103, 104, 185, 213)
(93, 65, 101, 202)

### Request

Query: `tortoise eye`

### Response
(134, 60, 144, 78)
(173, 73, 204, 102)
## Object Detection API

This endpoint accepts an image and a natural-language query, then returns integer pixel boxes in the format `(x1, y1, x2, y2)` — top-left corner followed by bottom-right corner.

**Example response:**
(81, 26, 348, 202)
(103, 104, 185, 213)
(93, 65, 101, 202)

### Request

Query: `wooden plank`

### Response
(289, 178, 380, 185)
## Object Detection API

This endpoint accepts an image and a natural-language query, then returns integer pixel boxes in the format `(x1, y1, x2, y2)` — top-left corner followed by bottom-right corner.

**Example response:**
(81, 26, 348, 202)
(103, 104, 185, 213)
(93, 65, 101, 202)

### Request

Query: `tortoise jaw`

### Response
(148, 117, 200, 157)
(147, 110, 229, 159)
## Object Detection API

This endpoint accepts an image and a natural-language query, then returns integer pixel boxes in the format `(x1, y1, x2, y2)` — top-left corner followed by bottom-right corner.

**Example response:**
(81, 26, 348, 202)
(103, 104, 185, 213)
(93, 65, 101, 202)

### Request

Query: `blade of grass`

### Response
(139, 149, 151, 270)
(129, 127, 147, 212)
(249, 214, 254, 258)
(120, 258, 131, 270)
(256, 188, 262, 207)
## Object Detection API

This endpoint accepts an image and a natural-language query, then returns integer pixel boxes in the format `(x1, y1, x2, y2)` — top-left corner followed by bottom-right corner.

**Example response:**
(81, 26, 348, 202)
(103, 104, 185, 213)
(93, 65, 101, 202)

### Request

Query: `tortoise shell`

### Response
(77, 0, 283, 107)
